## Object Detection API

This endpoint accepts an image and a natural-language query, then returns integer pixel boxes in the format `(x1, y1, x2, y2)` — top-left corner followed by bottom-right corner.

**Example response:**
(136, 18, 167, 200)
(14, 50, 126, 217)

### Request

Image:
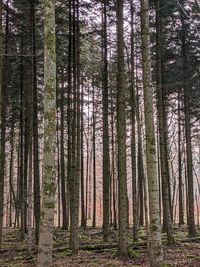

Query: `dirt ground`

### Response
(0, 227, 200, 266)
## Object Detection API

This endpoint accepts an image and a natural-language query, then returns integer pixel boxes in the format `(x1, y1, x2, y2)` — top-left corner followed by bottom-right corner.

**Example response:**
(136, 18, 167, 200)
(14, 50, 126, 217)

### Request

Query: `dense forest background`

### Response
(0, 0, 200, 266)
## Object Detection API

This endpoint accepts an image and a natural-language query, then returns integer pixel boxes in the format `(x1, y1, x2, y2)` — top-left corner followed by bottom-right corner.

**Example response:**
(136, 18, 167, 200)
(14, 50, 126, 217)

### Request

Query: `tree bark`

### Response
(92, 81, 96, 228)
(80, 78, 86, 228)
(130, 0, 138, 241)
(102, 0, 110, 241)
(180, 9, 196, 237)
(60, 68, 67, 230)
(69, 0, 80, 252)
(155, 0, 174, 244)
(116, 0, 128, 256)
(37, 0, 56, 265)
(178, 88, 184, 225)
(140, 0, 163, 265)
(30, 0, 41, 245)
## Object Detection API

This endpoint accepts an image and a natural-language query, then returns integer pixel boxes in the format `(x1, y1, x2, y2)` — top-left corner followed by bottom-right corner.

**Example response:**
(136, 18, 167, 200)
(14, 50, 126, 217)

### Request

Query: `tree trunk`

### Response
(27, 76, 33, 253)
(30, 0, 41, 245)
(102, 0, 110, 241)
(9, 119, 15, 228)
(92, 81, 96, 228)
(180, 9, 196, 237)
(37, 0, 56, 265)
(60, 68, 67, 230)
(56, 109, 61, 228)
(67, 0, 72, 231)
(130, 0, 138, 241)
(136, 62, 145, 230)
(116, 0, 128, 256)
(69, 0, 80, 252)
(80, 78, 86, 228)
(140, 0, 163, 265)
(155, 0, 174, 244)
(19, 32, 25, 240)
(178, 88, 184, 225)
(111, 88, 117, 229)
(23, 71, 30, 236)
(86, 89, 89, 222)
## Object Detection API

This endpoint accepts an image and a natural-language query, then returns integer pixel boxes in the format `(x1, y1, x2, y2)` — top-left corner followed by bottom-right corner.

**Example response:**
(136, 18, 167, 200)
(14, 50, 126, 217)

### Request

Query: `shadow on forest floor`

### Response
(0, 226, 200, 266)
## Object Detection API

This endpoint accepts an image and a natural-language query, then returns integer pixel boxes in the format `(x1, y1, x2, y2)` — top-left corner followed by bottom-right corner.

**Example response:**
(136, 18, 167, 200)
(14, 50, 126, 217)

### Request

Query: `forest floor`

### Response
(0, 226, 200, 266)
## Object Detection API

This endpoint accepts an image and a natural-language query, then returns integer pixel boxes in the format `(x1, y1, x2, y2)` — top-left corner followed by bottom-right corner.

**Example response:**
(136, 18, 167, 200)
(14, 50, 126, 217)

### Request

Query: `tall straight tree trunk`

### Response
(19, 32, 25, 240)
(116, 0, 128, 256)
(140, 0, 163, 265)
(23, 75, 30, 236)
(74, 0, 81, 244)
(80, 79, 86, 228)
(102, 0, 110, 241)
(15, 140, 21, 229)
(178, 88, 184, 225)
(135, 56, 145, 227)
(55, 89, 61, 228)
(67, 0, 72, 231)
(180, 10, 196, 237)
(135, 63, 145, 229)
(111, 88, 117, 229)
(130, 0, 138, 241)
(76, 24, 81, 233)
(92, 81, 96, 228)
(37, 0, 56, 265)
(86, 89, 89, 222)
(69, 0, 80, 252)
(156, 126, 162, 219)
(9, 119, 15, 227)
(155, 0, 174, 244)
(27, 150, 33, 253)
(139, 168, 144, 225)
(184, 150, 189, 225)
(0, 1, 9, 245)
(60, 68, 67, 230)
(27, 135, 33, 254)
(56, 111, 61, 228)
(27, 68, 33, 253)
(136, 58, 144, 227)
(30, 0, 40, 245)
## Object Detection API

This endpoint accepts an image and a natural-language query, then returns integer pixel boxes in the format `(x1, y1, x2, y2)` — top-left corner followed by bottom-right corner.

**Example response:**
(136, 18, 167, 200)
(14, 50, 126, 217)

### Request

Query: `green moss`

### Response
(127, 248, 139, 259)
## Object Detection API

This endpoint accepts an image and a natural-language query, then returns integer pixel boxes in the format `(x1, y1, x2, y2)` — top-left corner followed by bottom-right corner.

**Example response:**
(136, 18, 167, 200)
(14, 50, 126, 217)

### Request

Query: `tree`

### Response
(140, 0, 163, 265)
(155, 0, 174, 244)
(180, 8, 196, 237)
(69, 0, 80, 252)
(60, 68, 67, 230)
(0, 0, 9, 247)
(37, 0, 56, 265)
(116, 0, 129, 256)
(178, 88, 184, 225)
(30, 0, 41, 245)
(102, 0, 110, 241)
(130, 0, 138, 241)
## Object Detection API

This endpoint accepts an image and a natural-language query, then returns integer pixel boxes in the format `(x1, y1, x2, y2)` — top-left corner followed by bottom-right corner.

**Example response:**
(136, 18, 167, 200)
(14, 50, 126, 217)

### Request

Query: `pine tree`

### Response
(140, 0, 163, 265)
(37, 0, 56, 265)
(116, 0, 128, 256)
(102, 0, 110, 241)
